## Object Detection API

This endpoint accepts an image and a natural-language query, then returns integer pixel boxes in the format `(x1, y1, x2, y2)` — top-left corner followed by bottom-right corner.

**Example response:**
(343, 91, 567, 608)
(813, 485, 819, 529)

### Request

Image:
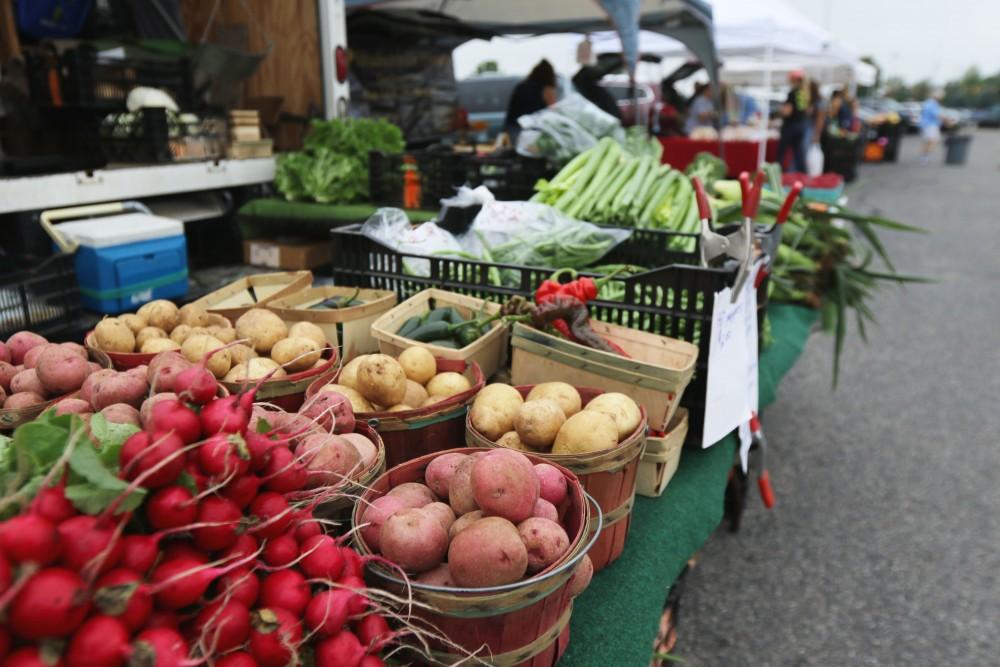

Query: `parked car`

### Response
(899, 101, 921, 133)
(456, 74, 572, 138)
(973, 105, 1000, 128)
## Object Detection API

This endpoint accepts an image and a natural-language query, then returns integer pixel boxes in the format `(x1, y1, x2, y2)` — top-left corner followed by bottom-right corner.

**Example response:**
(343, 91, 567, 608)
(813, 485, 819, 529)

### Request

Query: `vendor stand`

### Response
(659, 136, 778, 175)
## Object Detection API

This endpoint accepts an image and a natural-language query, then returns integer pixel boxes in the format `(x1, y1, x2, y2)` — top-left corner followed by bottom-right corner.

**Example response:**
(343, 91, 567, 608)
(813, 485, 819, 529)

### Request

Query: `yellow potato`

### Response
(234, 308, 288, 354)
(526, 382, 581, 417)
(178, 303, 212, 328)
(140, 338, 181, 354)
(228, 343, 257, 366)
(137, 300, 179, 332)
(270, 337, 321, 372)
(515, 399, 566, 449)
(213, 327, 237, 344)
(356, 354, 406, 406)
(320, 384, 373, 413)
(397, 346, 436, 385)
(135, 326, 167, 350)
(387, 404, 413, 413)
(552, 410, 619, 455)
(169, 324, 194, 345)
(469, 383, 523, 439)
(584, 393, 643, 440)
(181, 334, 230, 378)
(94, 318, 135, 353)
(226, 358, 286, 382)
(426, 371, 471, 398)
(420, 395, 445, 408)
(288, 321, 327, 349)
(403, 379, 428, 408)
(206, 313, 231, 328)
(119, 313, 147, 335)
(338, 355, 369, 390)
(497, 430, 531, 452)
(223, 363, 247, 382)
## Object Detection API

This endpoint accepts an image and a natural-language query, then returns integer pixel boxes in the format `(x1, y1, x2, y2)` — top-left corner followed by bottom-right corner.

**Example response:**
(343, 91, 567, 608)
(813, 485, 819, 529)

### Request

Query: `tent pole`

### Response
(757, 43, 773, 169)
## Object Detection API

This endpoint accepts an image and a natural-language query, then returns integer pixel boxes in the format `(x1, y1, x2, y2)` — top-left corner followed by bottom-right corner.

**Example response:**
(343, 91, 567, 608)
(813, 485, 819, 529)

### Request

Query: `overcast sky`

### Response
(453, 0, 1000, 85)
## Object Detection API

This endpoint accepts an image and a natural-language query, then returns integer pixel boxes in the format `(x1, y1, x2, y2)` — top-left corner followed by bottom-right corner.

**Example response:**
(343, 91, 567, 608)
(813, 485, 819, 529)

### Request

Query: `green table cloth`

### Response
(561, 304, 818, 666)
(238, 198, 437, 223)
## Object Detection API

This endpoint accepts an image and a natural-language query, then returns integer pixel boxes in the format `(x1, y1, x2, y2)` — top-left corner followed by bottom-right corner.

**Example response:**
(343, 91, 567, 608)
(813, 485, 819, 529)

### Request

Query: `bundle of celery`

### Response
(532, 137, 701, 244)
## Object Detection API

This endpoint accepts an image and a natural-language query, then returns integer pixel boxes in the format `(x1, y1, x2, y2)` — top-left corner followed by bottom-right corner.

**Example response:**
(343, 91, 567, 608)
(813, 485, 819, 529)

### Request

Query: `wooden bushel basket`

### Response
(636, 408, 688, 498)
(190, 270, 313, 321)
(466, 385, 647, 572)
(306, 358, 485, 469)
(352, 448, 601, 667)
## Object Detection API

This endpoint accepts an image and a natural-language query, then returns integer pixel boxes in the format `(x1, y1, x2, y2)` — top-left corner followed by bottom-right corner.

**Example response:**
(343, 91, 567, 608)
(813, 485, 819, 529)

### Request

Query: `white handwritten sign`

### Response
(702, 262, 761, 449)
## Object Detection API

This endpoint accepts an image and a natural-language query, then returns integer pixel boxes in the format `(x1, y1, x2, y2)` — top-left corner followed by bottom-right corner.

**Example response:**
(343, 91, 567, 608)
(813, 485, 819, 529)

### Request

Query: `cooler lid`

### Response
(56, 213, 183, 248)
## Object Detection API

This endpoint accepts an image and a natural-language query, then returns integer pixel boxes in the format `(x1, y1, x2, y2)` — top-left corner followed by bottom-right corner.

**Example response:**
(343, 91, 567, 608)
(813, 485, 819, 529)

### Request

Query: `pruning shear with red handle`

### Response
(692, 171, 762, 302)
(748, 412, 775, 509)
(755, 180, 804, 289)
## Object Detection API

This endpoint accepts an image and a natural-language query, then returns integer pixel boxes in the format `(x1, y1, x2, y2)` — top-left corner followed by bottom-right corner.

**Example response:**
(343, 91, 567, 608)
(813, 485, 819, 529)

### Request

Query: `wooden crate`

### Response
(636, 409, 688, 498)
(370, 288, 508, 379)
(190, 270, 312, 322)
(510, 321, 697, 432)
(268, 286, 396, 362)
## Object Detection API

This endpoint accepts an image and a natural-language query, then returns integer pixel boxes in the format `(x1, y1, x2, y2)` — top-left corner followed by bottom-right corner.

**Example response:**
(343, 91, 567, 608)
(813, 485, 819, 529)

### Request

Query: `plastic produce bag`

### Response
(550, 93, 625, 144)
(807, 143, 824, 177)
(516, 112, 598, 164)
(360, 208, 462, 277)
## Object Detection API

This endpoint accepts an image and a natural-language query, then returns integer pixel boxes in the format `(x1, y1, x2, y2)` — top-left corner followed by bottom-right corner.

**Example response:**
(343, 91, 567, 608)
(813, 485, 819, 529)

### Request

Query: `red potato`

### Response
(448, 517, 528, 587)
(59, 342, 87, 359)
(4, 391, 46, 410)
(6, 331, 48, 365)
(100, 403, 141, 427)
(298, 391, 354, 434)
(471, 449, 539, 524)
(339, 433, 377, 469)
(517, 517, 570, 574)
(448, 510, 484, 540)
(53, 398, 92, 416)
(80, 369, 116, 405)
(387, 482, 437, 508)
(360, 496, 408, 551)
(379, 508, 449, 572)
(147, 351, 192, 393)
(424, 452, 468, 499)
(298, 433, 362, 486)
(22, 343, 54, 369)
(0, 361, 18, 392)
(533, 498, 559, 522)
(126, 365, 149, 379)
(91, 372, 148, 410)
(415, 563, 455, 587)
(11, 368, 46, 396)
(423, 502, 456, 534)
(0, 385, 6, 404)
(447, 455, 479, 516)
(36, 346, 91, 394)
(566, 554, 593, 597)
(534, 463, 568, 506)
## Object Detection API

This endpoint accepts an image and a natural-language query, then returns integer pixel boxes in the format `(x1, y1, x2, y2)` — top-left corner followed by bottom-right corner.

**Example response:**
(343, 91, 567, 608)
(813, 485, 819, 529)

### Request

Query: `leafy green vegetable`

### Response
(685, 152, 727, 190)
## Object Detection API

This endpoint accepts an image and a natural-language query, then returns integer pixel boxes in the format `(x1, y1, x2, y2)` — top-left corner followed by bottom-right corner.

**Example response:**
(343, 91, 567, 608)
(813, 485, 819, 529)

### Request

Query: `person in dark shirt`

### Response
(503, 59, 557, 136)
(777, 70, 810, 172)
(571, 65, 622, 122)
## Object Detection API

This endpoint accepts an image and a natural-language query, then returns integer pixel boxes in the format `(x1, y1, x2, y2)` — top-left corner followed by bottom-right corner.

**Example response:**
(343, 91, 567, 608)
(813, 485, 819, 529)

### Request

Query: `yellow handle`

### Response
(39, 203, 126, 253)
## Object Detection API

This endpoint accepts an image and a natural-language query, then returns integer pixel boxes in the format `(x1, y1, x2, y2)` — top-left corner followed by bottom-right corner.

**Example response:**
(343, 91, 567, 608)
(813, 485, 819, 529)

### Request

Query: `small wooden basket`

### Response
(306, 358, 485, 469)
(222, 345, 338, 411)
(466, 385, 647, 572)
(190, 270, 313, 321)
(370, 288, 507, 380)
(636, 408, 688, 498)
(351, 447, 600, 667)
(267, 286, 397, 363)
(510, 321, 697, 432)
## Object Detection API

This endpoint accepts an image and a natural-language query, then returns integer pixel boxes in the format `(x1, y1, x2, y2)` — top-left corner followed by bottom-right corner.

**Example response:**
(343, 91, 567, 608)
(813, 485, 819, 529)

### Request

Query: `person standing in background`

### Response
(572, 65, 623, 122)
(776, 70, 809, 172)
(919, 90, 943, 163)
(829, 88, 856, 131)
(804, 80, 826, 152)
(503, 59, 557, 138)
(684, 82, 717, 134)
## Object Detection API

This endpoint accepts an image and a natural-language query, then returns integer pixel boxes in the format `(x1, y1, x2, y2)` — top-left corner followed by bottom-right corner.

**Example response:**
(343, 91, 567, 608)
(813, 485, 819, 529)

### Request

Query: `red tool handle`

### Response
(754, 266, 769, 289)
(758, 471, 775, 508)
(776, 181, 804, 225)
(692, 176, 711, 221)
(749, 170, 766, 218)
(739, 172, 752, 218)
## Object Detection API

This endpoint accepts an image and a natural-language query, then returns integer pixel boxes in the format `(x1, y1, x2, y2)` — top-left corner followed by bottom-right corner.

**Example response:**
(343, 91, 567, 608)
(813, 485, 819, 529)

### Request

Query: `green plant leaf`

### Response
(65, 483, 145, 515)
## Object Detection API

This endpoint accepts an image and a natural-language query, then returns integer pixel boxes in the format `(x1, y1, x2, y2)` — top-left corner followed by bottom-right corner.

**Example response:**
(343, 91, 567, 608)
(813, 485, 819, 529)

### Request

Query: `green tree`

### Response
(475, 60, 499, 75)
(909, 79, 932, 102)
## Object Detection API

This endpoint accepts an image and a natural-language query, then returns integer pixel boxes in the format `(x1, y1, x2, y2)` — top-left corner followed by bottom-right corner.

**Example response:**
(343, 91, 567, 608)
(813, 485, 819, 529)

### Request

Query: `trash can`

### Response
(944, 134, 972, 165)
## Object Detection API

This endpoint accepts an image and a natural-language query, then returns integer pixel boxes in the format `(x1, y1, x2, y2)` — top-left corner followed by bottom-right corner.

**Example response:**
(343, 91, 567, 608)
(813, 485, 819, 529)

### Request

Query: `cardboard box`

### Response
(243, 238, 331, 270)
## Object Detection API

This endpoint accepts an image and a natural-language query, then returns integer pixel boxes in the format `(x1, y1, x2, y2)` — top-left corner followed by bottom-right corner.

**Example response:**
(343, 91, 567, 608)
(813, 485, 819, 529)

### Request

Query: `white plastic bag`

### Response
(806, 143, 824, 177)
(360, 208, 462, 277)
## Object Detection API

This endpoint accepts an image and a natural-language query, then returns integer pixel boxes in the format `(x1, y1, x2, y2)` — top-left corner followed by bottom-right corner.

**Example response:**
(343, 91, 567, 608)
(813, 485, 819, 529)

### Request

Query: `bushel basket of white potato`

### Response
(351, 447, 600, 666)
(464, 381, 647, 571)
(306, 350, 485, 469)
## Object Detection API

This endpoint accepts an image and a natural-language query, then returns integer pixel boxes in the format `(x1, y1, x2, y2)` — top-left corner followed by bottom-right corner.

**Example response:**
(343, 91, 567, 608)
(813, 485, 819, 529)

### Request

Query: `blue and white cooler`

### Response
(41, 202, 189, 314)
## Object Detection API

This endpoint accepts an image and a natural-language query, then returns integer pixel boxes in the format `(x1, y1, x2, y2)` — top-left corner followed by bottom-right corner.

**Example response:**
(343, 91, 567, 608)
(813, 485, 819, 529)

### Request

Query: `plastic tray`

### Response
(0, 253, 82, 341)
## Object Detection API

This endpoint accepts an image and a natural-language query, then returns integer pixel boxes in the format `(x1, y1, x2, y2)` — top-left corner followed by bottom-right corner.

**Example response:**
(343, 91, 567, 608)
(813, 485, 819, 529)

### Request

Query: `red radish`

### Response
(130, 628, 188, 667)
(146, 486, 197, 531)
(65, 615, 130, 667)
(338, 575, 369, 616)
(162, 542, 210, 566)
(192, 496, 242, 551)
(356, 614, 391, 652)
(3, 646, 65, 667)
(144, 610, 181, 629)
(215, 653, 256, 667)
(360, 656, 386, 667)
(194, 599, 251, 654)
(221, 534, 260, 561)
(57, 515, 122, 575)
(174, 365, 217, 405)
(197, 433, 251, 480)
(182, 460, 208, 492)
(0, 627, 9, 662)
(261, 533, 299, 568)
(294, 514, 322, 541)
(260, 447, 307, 494)
(147, 400, 202, 444)
(248, 608, 302, 667)
(34, 485, 76, 523)
(119, 535, 159, 574)
(248, 492, 292, 539)
(340, 548, 365, 580)
(9, 567, 91, 638)
(299, 534, 344, 581)
(149, 553, 250, 610)
(221, 473, 261, 509)
(0, 513, 61, 565)
(119, 431, 185, 489)
(0, 551, 10, 594)
(244, 431, 277, 472)
(95, 569, 153, 632)
(214, 568, 259, 608)
(303, 588, 350, 637)
(200, 395, 251, 436)
(315, 631, 365, 667)
(259, 569, 310, 615)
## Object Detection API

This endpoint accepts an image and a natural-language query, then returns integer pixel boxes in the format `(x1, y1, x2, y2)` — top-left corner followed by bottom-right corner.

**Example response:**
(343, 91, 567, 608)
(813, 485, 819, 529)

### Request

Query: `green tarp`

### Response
(562, 303, 818, 666)
(238, 198, 438, 223)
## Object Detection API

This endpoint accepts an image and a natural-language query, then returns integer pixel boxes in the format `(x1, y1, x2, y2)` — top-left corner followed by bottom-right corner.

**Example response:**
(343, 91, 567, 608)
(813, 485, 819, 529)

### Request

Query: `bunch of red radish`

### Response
(0, 355, 392, 667)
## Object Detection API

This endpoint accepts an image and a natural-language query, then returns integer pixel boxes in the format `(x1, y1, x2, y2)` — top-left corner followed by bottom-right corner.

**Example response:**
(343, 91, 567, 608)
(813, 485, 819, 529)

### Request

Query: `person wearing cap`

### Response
(919, 90, 944, 163)
(777, 70, 810, 172)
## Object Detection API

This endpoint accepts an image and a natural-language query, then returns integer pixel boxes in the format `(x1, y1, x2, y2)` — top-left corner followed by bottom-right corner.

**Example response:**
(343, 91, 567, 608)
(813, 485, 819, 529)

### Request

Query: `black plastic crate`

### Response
(330, 223, 766, 444)
(465, 153, 555, 201)
(0, 254, 83, 341)
(26, 47, 194, 111)
(99, 108, 226, 163)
